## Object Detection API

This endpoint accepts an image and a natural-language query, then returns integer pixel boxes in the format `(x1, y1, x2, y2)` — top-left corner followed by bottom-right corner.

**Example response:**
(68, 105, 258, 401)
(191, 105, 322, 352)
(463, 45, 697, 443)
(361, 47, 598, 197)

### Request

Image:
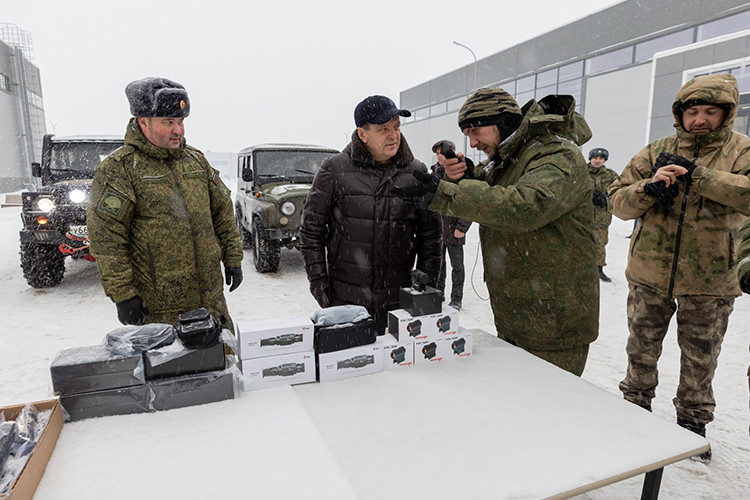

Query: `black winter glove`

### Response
(116, 296, 149, 326)
(390, 170, 440, 208)
(592, 191, 608, 208)
(224, 266, 243, 292)
(643, 180, 679, 218)
(654, 152, 698, 184)
(740, 275, 750, 295)
(310, 278, 332, 308)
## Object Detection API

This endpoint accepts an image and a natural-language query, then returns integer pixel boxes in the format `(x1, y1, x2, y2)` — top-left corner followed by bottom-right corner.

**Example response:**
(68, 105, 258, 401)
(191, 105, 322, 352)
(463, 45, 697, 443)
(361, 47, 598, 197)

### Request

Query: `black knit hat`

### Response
(125, 77, 190, 118)
(589, 148, 609, 160)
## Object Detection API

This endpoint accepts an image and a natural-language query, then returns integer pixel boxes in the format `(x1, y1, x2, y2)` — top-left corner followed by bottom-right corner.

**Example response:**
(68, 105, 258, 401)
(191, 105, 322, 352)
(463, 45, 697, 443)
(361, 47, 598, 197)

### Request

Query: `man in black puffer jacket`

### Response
(300, 95, 443, 333)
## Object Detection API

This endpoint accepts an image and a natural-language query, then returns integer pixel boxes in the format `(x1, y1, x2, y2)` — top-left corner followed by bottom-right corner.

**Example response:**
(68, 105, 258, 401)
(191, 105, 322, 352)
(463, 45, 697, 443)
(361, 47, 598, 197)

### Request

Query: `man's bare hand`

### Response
(444, 153, 468, 180)
(652, 164, 687, 186)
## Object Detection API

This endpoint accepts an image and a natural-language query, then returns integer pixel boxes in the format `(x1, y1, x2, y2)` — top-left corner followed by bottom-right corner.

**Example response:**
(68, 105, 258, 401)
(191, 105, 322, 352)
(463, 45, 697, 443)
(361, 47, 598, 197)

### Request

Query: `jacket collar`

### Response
(125, 117, 186, 161)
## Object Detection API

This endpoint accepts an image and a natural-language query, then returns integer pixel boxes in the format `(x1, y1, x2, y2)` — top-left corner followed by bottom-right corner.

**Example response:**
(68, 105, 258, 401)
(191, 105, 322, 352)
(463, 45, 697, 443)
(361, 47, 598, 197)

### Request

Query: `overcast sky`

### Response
(4, 0, 622, 154)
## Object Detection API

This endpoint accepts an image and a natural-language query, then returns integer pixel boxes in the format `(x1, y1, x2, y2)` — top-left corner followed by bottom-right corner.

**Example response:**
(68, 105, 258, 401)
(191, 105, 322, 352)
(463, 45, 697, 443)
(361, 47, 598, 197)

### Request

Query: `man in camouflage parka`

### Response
(587, 147, 619, 282)
(424, 87, 599, 376)
(87, 77, 243, 332)
(608, 74, 750, 460)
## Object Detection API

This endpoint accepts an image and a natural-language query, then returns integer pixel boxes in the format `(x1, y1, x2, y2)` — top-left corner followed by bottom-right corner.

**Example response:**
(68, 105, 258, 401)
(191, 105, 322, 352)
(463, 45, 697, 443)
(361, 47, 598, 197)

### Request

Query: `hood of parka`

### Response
(496, 94, 592, 163)
(671, 73, 739, 146)
(344, 129, 415, 167)
(125, 117, 188, 161)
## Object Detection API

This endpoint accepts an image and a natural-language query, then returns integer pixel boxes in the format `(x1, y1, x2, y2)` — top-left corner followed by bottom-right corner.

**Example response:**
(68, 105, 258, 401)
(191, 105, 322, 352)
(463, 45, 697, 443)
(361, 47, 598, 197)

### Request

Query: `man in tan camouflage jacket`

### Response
(87, 77, 243, 332)
(608, 74, 750, 461)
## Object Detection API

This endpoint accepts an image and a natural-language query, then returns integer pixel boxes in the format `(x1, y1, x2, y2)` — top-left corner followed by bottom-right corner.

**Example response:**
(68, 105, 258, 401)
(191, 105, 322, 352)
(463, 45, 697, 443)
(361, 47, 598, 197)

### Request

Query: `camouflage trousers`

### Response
(619, 285, 734, 424)
(594, 225, 609, 267)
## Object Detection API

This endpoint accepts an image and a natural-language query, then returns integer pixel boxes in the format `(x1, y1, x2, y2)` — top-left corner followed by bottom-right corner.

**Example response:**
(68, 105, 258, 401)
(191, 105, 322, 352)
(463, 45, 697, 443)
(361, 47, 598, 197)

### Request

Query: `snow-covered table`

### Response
(33, 329, 708, 499)
(292, 329, 709, 499)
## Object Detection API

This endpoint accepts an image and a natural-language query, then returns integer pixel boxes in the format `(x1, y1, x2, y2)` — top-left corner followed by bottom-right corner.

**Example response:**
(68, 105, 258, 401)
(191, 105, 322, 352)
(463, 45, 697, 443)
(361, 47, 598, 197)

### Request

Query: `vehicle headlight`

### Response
(37, 197, 55, 212)
(280, 201, 296, 216)
(69, 189, 87, 204)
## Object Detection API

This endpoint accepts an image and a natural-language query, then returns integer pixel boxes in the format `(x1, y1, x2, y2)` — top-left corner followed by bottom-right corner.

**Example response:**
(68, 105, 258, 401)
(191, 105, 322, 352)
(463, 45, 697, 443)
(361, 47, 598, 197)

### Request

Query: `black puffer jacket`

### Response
(300, 132, 442, 311)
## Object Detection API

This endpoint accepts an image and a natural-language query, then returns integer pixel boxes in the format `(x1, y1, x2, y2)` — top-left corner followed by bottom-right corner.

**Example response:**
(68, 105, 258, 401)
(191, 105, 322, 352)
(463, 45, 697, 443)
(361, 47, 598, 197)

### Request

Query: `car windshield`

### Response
(50, 141, 123, 180)
(253, 150, 335, 184)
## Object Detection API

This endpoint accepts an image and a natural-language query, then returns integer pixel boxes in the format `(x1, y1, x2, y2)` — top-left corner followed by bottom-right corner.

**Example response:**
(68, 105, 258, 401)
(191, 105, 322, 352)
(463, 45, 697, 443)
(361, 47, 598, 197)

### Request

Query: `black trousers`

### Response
(437, 244, 465, 303)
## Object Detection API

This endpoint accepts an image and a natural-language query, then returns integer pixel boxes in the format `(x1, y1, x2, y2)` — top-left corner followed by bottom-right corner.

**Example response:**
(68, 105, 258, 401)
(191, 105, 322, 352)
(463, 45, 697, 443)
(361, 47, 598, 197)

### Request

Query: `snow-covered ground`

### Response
(0, 202, 748, 498)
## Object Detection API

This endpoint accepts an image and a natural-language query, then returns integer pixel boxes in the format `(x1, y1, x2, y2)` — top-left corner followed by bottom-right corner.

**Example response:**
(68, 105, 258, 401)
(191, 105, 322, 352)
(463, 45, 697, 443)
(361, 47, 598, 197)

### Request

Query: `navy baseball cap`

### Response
(354, 95, 411, 127)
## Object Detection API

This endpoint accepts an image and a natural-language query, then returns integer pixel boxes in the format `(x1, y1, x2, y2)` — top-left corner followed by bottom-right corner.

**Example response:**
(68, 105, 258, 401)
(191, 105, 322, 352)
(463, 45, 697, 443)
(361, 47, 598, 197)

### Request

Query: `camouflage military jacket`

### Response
(608, 74, 750, 298)
(588, 164, 619, 229)
(87, 118, 243, 317)
(430, 95, 599, 351)
(737, 216, 750, 284)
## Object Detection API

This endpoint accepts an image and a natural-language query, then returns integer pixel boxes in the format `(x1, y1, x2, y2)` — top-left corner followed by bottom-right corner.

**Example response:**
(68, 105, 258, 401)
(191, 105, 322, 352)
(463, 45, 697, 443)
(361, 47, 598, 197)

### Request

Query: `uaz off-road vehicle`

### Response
(235, 143, 338, 273)
(19, 134, 124, 287)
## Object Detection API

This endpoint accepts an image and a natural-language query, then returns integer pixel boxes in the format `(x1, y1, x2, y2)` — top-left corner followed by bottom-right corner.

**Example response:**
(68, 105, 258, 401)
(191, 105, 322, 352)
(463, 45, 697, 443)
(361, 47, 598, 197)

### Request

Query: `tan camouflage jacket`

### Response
(87, 118, 243, 320)
(737, 216, 750, 284)
(608, 74, 750, 298)
(430, 95, 599, 351)
(588, 164, 619, 229)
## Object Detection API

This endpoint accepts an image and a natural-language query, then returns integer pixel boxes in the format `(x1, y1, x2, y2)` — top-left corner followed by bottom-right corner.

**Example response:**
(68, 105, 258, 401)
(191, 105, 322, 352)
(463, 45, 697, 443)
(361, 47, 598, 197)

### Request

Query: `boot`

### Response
(598, 266, 612, 282)
(677, 417, 711, 463)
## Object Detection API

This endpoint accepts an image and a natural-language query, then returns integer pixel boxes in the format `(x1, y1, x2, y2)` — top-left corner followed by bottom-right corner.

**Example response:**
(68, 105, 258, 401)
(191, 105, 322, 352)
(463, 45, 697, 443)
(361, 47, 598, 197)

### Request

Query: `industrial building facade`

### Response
(400, 0, 750, 172)
(0, 24, 46, 193)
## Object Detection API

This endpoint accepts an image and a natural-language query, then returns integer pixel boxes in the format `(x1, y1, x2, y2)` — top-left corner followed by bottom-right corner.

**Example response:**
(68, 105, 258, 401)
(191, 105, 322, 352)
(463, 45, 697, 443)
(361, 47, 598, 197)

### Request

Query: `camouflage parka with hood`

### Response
(87, 118, 243, 329)
(608, 74, 750, 298)
(429, 94, 599, 351)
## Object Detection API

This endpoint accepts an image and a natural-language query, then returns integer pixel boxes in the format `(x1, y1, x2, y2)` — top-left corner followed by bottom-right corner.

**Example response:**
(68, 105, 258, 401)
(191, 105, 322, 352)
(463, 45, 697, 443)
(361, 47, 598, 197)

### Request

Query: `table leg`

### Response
(641, 467, 663, 500)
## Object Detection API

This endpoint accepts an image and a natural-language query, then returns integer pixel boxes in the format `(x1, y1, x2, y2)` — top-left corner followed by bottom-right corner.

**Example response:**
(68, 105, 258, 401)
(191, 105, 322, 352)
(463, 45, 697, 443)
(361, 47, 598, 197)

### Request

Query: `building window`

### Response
(535, 84, 557, 99)
(430, 101, 447, 117)
(536, 68, 557, 89)
(698, 10, 750, 42)
(635, 29, 694, 62)
(516, 90, 535, 105)
(0, 72, 10, 93)
(415, 107, 430, 121)
(558, 61, 584, 82)
(516, 75, 535, 94)
(557, 78, 582, 103)
(585, 46, 634, 75)
(447, 95, 465, 112)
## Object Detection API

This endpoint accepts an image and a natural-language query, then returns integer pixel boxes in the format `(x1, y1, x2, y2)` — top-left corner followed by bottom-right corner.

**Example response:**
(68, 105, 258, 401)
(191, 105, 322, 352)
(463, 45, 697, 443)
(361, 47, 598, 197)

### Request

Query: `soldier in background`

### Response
(393, 87, 599, 376)
(430, 140, 471, 311)
(608, 74, 750, 462)
(587, 147, 619, 282)
(87, 77, 243, 331)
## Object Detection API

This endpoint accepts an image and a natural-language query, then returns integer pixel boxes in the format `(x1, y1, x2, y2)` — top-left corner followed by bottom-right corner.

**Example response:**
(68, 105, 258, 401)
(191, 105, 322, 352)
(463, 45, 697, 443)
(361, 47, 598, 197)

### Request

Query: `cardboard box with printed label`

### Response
(380, 334, 414, 369)
(414, 330, 473, 365)
(236, 316, 314, 359)
(317, 340, 383, 383)
(388, 305, 459, 341)
(241, 350, 316, 390)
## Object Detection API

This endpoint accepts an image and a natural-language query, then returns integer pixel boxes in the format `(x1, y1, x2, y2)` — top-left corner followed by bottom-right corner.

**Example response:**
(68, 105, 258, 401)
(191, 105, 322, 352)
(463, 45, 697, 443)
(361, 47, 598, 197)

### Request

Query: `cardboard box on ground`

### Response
(0, 399, 62, 500)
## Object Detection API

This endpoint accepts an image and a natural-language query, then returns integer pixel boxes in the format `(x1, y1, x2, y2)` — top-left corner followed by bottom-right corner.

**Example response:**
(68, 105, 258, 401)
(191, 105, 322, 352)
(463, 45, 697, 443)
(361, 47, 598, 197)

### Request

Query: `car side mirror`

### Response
(31, 162, 41, 177)
(241, 168, 253, 183)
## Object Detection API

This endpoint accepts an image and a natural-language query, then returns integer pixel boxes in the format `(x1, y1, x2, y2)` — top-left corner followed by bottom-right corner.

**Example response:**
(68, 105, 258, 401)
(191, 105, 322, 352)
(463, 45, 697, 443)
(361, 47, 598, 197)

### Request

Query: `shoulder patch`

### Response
(96, 184, 130, 219)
